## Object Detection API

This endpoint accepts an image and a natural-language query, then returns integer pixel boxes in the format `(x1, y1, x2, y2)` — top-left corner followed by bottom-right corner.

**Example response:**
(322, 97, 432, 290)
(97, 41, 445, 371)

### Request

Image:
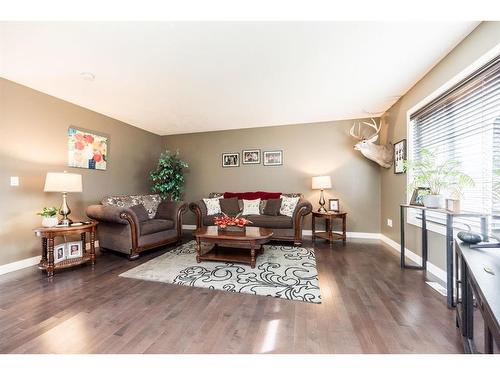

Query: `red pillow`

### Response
(224, 191, 282, 200)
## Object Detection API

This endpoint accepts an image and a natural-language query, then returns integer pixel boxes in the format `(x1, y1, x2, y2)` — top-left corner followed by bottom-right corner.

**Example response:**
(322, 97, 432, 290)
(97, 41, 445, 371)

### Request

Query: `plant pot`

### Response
(422, 194, 444, 209)
(42, 217, 59, 227)
(218, 225, 246, 232)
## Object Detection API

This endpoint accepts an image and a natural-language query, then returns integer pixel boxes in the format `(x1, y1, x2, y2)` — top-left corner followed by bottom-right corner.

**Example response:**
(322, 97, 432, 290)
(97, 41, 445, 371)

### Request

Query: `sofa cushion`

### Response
(244, 214, 293, 229)
(140, 219, 174, 235)
(220, 198, 240, 216)
(223, 191, 282, 200)
(203, 215, 218, 226)
(130, 204, 150, 222)
(101, 194, 162, 219)
(263, 198, 282, 216)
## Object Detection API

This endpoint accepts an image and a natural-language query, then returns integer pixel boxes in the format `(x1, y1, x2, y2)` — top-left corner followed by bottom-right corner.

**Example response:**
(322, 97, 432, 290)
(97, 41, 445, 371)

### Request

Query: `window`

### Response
(409, 55, 500, 232)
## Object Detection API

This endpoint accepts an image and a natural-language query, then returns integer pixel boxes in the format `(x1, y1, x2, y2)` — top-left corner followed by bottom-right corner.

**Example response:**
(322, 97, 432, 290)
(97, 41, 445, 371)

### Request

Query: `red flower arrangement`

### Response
(214, 213, 252, 230)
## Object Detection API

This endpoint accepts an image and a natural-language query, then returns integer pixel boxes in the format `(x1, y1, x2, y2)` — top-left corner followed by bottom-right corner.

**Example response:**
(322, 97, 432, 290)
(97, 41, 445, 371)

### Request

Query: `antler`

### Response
(350, 118, 381, 142)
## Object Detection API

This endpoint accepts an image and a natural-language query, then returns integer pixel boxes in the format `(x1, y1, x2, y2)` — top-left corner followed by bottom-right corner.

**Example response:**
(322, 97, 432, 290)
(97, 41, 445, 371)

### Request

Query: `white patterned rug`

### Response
(119, 240, 321, 303)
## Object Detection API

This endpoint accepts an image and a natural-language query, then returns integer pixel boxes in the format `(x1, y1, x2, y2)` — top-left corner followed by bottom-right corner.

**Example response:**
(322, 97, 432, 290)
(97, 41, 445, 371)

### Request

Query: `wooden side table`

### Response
(312, 211, 347, 243)
(33, 221, 98, 278)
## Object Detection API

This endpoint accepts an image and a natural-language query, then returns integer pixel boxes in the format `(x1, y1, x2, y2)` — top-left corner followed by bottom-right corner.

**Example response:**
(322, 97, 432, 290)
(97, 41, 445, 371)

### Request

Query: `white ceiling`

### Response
(0, 22, 479, 135)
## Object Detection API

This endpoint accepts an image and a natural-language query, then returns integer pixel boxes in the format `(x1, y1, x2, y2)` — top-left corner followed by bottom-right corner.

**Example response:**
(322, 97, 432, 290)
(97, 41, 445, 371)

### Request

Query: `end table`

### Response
(33, 221, 98, 278)
(312, 211, 347, 243)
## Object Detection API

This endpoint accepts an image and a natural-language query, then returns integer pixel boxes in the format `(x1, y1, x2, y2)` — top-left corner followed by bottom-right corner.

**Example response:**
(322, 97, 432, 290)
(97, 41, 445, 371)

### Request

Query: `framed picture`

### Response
(222, 153, 240, 167)
(409, 187, 430, 206)
(67, 241, 83, 259)
(263, 150, 283, 166)
(394, 139, 407, 174)
(68, 127, 108, 170)
(54, 243, 66, 264)
(328, 199, 340, 212)
(242, 149, 261, 164)
(446, 198, 461, 213)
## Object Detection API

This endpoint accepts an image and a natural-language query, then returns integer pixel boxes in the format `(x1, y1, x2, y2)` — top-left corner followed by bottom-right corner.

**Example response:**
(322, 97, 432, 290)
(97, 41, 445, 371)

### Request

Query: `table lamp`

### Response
(44, 171, 83, 226)
(312, 175, 332, 213)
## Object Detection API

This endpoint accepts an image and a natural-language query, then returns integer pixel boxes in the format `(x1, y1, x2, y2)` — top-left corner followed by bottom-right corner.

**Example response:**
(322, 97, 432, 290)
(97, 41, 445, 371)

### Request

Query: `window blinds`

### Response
(410, 55, 500, 230)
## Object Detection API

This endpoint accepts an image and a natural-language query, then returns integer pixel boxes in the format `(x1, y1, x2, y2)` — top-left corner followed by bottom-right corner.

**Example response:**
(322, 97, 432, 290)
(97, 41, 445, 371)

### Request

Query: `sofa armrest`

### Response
(156, 201, 187, 229)
(293, 198, 312, 228)
(189, 200, 207, 228)
(85, 205, 140, 227)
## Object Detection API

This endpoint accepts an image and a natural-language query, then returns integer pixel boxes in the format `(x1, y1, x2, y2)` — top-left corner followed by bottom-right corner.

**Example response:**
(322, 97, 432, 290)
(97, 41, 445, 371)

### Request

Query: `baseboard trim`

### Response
(379, 234, 447, 283)
(182, 224, 197, 230)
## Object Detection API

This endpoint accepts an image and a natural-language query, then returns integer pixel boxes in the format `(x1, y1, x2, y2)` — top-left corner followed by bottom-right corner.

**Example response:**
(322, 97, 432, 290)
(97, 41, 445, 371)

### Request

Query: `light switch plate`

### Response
(387, 218, 393, 227)
(10, 176, 19, 186)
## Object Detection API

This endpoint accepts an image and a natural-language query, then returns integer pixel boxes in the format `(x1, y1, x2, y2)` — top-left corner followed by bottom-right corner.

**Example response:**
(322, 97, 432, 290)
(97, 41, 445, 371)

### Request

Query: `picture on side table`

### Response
(328, 199, 340, 212)
(222, 152, 240, 167)
(410, 187, 431, 206)
(67, 241, 83, 259)
(54, 243, 66, 264)
(394, 139, 407, 174)
(242, 149, 261, 164)
(263, 150, 283, 166)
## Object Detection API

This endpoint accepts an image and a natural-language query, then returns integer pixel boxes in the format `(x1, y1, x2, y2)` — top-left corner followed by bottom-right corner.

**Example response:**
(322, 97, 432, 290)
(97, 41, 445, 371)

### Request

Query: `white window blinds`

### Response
(410, 55, 500, 230)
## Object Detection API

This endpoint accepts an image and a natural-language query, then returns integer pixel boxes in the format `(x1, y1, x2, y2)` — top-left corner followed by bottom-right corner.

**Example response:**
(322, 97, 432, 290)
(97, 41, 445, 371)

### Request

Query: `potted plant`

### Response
(37, 207, 59, 227)
(404, 149, 474, 209)
(150, 149, 189, 201)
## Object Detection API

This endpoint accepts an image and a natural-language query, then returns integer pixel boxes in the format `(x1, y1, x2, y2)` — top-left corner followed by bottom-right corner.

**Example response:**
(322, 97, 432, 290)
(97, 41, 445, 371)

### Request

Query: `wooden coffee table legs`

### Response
(250, 243, 256, 268)
(194, 239, 263, 268)
(196, 237, 202, 264)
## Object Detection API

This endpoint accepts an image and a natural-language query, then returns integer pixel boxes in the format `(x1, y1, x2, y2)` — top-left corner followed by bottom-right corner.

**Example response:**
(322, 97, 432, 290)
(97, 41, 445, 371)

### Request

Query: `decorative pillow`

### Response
(220, 198, 240, 216)
(155, 201, 172, 220)
(279, 195, 300, 217)
(203, 197, 222, 215)
(242, 199, 261, 216)
(129, 204, 150, 222)
(264, 198, 282, 216)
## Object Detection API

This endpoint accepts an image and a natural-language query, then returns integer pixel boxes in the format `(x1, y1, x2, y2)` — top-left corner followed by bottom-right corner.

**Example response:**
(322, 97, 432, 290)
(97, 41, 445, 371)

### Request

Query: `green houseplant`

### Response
(404, 148, 474, 208)
(37, 207, 59, 227)
(150, 150, 188, 201)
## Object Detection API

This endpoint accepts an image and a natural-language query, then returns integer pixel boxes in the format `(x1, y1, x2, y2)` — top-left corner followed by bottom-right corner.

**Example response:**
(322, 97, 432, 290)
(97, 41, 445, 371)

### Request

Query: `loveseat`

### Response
(189, 192, 312, 246)
(86, 194, 187, 260)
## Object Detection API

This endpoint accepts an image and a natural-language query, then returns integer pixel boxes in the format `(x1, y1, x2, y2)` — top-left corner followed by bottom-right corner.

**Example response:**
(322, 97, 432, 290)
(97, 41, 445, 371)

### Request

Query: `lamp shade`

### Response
(312, 175, 332, 190)
(44, 172, 83, 193)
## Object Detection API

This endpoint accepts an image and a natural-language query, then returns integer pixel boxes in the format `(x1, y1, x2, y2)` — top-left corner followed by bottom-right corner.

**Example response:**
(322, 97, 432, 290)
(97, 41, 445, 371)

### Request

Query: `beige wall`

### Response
(162, 119, 381, 232)
(0, 78, 163, 266)
(380, 21, 500, 270)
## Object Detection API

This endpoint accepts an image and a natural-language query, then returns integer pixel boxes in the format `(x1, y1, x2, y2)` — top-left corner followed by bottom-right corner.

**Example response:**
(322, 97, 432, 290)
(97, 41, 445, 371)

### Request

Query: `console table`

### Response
(455, 239, 499, 353)
(400, 204, 488, 308)
(34, 221, 98, 278)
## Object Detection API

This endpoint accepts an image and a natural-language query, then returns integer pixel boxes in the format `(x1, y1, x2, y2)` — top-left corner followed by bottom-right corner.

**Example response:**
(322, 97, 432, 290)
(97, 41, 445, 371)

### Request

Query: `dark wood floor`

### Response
(0, 235, 463, 354)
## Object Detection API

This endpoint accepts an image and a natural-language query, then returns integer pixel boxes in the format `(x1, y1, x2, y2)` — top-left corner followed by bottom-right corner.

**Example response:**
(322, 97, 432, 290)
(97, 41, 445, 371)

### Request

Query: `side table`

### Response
(312, 211, 347, 243)
(33, 221, 98, 278)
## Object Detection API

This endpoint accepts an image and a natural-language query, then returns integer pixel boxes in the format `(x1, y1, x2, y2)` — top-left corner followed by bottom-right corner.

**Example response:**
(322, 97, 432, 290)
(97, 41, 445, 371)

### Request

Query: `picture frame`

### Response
(409, 187, 431, 206)
(68, 126, 109, 171)
(263, 150, 283, 166)
(446, 198, 461, 213)
(67, 241, 83, 259)
(328, 199, 340, 212)
(54, 243, 66, 264)
(222, 152, 240, 168)
(394, 139, 407, 174)
(242, 149, 261, 164)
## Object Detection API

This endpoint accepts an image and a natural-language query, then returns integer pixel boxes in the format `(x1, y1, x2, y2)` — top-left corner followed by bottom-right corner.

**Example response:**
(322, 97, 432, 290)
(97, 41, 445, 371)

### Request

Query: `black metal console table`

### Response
(400, 204, 488, 308)
(455, 239, 499, 353)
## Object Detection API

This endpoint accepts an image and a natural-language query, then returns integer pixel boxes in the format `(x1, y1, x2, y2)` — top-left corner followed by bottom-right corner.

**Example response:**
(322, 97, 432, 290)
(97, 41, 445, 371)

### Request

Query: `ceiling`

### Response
(0, 22, 479, 135)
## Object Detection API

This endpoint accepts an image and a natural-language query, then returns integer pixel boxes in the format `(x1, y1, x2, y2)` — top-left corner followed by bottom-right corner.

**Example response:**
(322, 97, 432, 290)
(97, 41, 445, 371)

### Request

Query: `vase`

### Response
(218, 225, 245, 232)
(42, 217, 59, 227)
(422, 194, 443, 209)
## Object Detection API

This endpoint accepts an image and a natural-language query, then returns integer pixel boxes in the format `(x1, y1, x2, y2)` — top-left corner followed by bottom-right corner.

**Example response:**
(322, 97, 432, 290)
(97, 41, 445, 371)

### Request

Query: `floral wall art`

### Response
(68, 127, 108, 170)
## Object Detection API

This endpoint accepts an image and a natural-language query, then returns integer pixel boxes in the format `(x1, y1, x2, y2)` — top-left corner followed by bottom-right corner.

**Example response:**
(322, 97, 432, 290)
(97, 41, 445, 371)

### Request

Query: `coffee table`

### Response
(193, 226, 273, 268)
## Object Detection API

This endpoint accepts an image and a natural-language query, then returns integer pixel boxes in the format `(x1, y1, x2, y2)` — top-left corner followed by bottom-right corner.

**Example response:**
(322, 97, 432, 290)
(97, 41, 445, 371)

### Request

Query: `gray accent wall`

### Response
(162, 119, 381, 233)
(0, 78, 163, 266)
(379, 21, 500, 271)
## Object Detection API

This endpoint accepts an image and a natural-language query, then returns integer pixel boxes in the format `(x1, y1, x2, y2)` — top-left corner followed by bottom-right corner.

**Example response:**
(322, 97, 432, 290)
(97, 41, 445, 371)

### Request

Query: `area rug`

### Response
(119, 240, 321, 303)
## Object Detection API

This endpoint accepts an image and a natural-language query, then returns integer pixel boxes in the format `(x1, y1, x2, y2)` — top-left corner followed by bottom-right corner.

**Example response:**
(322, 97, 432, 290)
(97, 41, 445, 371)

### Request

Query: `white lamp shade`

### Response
(44, 172, 83, 193)
(312, 175, 332, 190)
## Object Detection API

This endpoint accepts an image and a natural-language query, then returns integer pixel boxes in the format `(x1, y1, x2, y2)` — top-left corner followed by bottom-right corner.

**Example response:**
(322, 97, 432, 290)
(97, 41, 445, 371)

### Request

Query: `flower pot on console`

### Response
(42, 217, 59, 227)
(422, 194, 444, 209)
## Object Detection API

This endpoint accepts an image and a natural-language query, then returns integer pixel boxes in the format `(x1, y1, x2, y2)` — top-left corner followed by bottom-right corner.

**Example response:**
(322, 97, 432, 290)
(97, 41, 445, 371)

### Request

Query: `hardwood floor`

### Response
(0, 235, 463, 354)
